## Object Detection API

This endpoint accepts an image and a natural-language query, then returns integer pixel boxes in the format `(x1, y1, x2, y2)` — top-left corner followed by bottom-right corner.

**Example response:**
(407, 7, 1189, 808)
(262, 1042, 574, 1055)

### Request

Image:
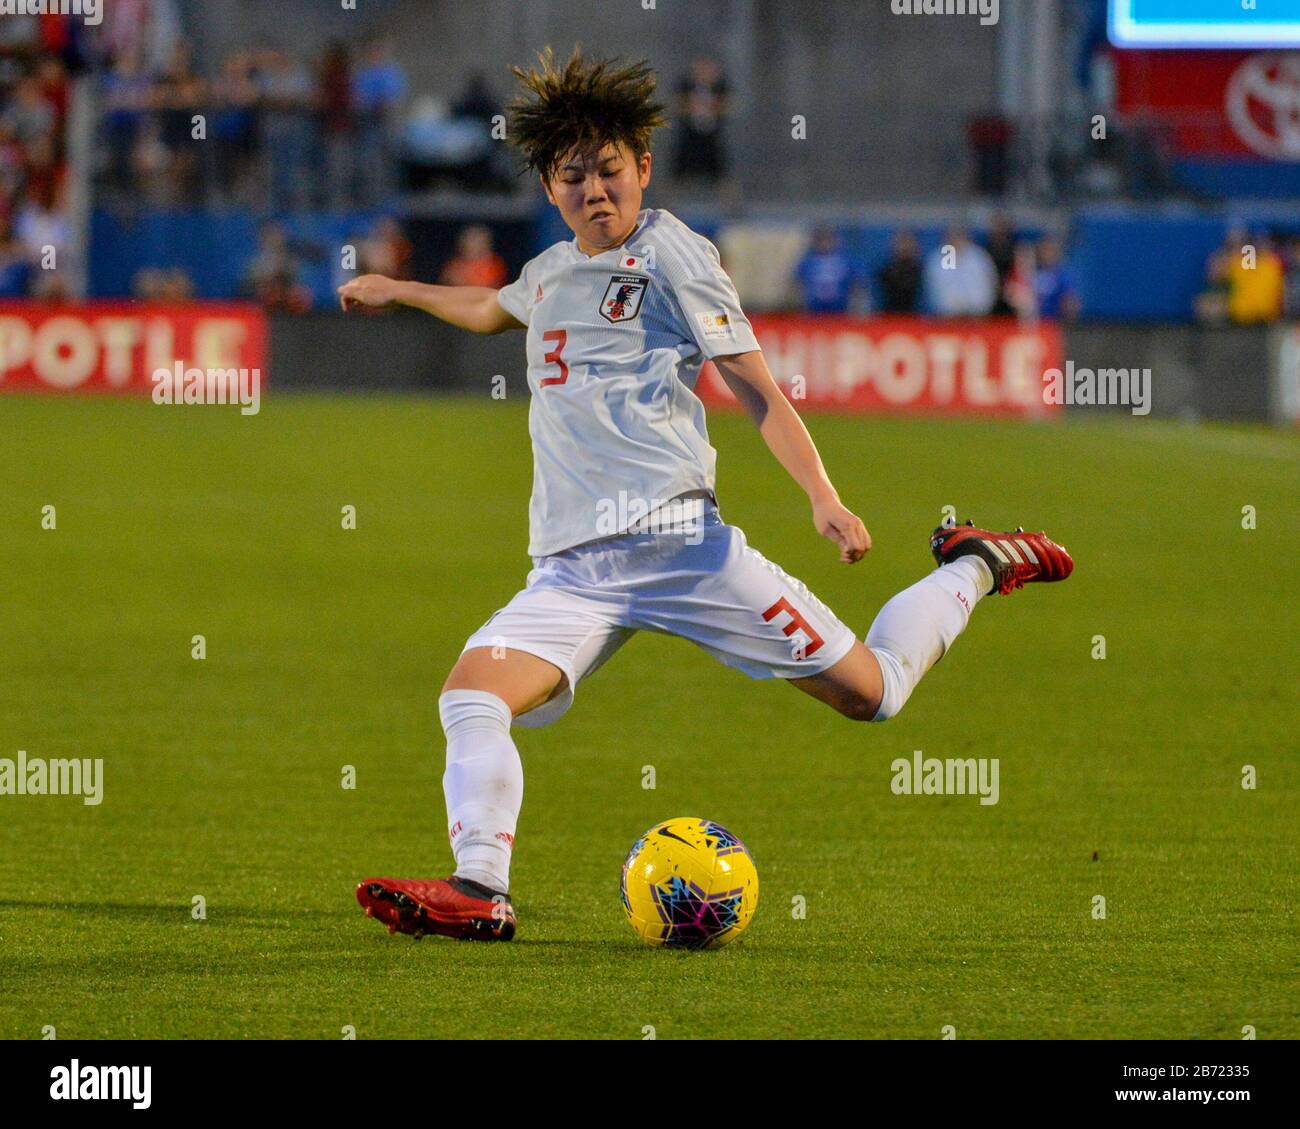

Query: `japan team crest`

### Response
(600, 274, 648, 323)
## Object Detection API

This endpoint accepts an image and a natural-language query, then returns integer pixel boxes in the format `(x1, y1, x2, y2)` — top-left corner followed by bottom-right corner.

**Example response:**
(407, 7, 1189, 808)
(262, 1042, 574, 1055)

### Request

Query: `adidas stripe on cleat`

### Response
(930, 517, 1074, 596)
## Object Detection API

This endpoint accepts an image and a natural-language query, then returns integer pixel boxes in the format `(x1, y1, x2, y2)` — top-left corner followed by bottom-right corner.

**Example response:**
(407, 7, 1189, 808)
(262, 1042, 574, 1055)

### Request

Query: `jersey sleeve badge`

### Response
(695, 308, 735, 342)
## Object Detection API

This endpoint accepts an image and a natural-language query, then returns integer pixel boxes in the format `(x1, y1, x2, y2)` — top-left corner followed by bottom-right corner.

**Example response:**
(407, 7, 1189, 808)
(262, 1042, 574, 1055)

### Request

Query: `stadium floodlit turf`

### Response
(1, 393, 1296, 1040)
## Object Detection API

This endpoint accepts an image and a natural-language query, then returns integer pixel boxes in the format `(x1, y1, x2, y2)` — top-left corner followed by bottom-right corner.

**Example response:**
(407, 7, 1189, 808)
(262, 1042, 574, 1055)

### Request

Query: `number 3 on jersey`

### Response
(540, 329, 568, 388)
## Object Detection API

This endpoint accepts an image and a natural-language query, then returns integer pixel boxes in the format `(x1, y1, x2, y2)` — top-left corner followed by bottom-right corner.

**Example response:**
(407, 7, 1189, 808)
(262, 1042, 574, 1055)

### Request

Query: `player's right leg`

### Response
(434, 646, 564, 901)
(358, 560, 631, 940)
(356, 641, 602, 943)
(355, 648, 562, 942)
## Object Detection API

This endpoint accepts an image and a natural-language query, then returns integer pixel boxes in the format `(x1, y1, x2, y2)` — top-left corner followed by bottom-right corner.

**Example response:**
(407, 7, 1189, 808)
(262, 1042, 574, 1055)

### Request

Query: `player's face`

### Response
(544, 142, 652, 256)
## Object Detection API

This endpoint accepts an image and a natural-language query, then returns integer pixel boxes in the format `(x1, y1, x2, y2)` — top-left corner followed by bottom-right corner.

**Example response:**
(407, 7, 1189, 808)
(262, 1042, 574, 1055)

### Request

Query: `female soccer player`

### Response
(340, 48, 1072, 941)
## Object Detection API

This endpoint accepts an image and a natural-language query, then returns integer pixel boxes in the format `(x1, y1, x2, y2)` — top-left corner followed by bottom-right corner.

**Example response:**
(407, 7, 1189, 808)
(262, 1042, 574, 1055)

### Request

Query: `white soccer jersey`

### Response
(496, 207, 761, 557)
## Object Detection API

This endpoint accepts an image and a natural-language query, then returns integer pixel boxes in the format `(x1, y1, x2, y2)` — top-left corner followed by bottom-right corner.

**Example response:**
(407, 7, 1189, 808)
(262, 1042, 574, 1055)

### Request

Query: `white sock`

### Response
(439, 690, 522, 894)
(866, 557, 992, 721)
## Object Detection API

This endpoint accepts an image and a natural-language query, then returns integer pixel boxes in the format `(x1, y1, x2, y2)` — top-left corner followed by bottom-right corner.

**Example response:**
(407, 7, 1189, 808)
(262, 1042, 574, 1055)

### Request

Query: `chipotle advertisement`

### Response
(698, 315, 1063, 418)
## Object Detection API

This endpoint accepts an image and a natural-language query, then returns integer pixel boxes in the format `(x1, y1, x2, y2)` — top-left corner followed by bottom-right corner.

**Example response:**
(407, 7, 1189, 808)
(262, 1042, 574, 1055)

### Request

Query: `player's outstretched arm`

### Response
(337, 274, 524, 335)
(713, 350, 871, 564)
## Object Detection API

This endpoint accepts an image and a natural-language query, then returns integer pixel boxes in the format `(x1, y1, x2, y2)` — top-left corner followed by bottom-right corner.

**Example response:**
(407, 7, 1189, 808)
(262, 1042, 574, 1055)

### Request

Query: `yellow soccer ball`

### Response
(620, 817, 759, 949)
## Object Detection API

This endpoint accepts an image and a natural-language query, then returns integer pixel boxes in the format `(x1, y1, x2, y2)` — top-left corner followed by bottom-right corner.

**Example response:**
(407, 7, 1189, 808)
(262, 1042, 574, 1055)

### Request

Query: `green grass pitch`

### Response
(1, 393, 1296, 1040)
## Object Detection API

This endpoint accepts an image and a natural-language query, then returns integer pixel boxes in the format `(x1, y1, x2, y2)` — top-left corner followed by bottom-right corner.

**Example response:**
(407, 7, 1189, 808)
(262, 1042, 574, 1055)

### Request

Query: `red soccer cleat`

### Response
(356, 876, 516, 941)
(930, 517, 1074, 595)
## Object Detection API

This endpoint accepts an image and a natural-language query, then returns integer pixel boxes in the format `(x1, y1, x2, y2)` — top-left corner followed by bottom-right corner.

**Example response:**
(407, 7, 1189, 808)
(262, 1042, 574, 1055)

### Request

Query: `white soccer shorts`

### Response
(461, 502, 857, 727)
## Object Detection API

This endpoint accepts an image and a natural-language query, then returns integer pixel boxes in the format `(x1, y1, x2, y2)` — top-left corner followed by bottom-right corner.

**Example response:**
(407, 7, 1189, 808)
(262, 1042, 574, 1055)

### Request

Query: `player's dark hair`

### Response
(506, 45, 667, 185)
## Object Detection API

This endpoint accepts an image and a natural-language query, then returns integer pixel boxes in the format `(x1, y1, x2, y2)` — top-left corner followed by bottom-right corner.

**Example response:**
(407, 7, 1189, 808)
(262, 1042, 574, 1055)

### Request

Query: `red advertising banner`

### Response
(697, 316, 1063, 418)
(1114, 49, 1300, 160)
(0, 302, 267, 393)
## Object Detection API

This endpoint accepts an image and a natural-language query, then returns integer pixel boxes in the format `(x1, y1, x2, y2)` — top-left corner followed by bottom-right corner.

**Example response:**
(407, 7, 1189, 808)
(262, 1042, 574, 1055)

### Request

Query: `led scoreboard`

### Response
(1109, 0, 1300, 48)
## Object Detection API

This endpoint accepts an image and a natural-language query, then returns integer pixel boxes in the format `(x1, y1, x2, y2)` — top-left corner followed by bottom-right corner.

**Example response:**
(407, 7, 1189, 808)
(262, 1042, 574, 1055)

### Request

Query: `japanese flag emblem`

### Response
(600, 274, 648, 323)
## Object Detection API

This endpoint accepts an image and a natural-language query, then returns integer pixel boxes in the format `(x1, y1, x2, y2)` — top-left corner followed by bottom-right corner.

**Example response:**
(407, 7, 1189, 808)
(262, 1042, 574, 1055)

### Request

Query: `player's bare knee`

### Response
(441, 649, 565, 717)
(839, 692, 880, 723)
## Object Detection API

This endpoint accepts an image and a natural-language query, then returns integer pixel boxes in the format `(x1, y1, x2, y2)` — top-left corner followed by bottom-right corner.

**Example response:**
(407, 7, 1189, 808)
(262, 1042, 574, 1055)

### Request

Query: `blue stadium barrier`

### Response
(89, 209, 393, 307)
(88, 203, 1300, 323)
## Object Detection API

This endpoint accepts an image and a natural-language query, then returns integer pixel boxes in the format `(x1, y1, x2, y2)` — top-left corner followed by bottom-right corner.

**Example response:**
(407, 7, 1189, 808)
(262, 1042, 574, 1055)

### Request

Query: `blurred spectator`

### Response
(983, 213, 1017, 316)
(1195, 228, 1239, 325)
(1003, 240, 1039, 321)
(0, 213, 30, 296)
(361, 216, 414, 278)
(1225, 233, 1285, 325)
(100, 47, 152, 198)
(439, 224, 506, 288)
(151, 40, 205, 205)
(353, 38, 407, 202)
(36, 57, 71, 127)
(257, 49, 314, 211)
(1003, 238, 1080, 322)
(164, 269, 194, 300)
(0, 41, 72, 296)
(93, 36, 513, 212)
(925, 227, 998, 317)
(132, 266, 167, 299)
(1032, 238, 1081, 321)
(1196, 227, 1286, 326)
(242, 221, 313, 312)
(130, 117, 172, 205)
(794, 226, 856, 314)
(14, 183, 70, 272)
(133, 265, 194, 301)
(17, 186, 72, 302)
(1227, 231, 1279, 323)
(354, 38, 407, 116)
(877, 230, 924, 314)
(672, 57, 729, 188)
(318, 41, 355, 210)
(208, 51, 259, 206)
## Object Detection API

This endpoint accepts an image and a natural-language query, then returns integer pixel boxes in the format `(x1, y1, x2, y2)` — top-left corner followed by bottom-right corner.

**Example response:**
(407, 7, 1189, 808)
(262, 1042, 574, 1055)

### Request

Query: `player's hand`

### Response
(338, 274, 402, 312)
(813, 496, 871, 563)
